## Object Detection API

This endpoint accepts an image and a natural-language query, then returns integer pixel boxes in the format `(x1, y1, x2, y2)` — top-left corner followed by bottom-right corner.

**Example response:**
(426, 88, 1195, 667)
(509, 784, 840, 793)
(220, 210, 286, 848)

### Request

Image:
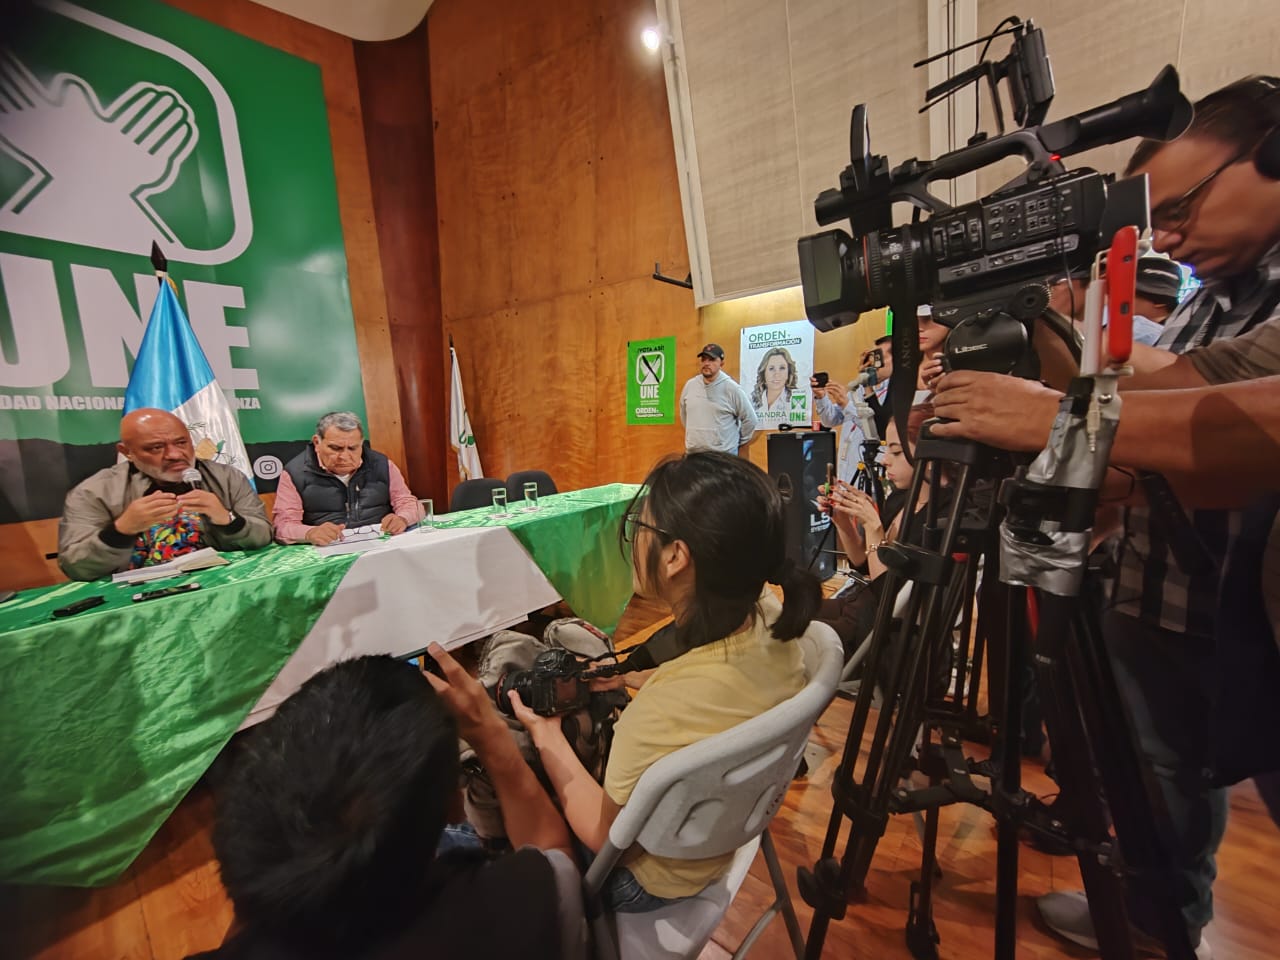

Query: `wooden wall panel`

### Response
(0, 0, 401, 590)
(431, 0, 703, 495)
(433, 86, 515, 321)
(355, 23, 447, 501)
(594, 11, 692, 286)
(506, 38, 599, 306)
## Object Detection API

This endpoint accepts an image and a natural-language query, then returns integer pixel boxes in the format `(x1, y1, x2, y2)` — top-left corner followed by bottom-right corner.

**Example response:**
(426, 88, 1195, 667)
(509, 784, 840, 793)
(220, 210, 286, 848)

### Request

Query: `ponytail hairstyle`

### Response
(626, 451, 821, 651)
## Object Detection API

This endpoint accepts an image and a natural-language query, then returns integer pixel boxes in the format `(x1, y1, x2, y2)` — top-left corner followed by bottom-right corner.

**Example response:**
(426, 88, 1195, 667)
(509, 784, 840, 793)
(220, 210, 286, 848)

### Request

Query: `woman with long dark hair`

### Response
(510, 450, 821, 912)
(818, 402, 946, 653)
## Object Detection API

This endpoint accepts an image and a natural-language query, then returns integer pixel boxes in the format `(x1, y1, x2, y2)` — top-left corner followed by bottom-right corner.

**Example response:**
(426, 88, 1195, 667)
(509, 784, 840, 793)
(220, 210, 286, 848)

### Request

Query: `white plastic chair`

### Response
(583, 621, 844, 960)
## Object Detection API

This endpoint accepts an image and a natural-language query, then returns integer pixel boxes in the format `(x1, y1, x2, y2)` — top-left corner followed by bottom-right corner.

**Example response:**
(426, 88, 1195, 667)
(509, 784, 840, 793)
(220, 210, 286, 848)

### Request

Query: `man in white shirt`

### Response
(811, 336, 892, 483)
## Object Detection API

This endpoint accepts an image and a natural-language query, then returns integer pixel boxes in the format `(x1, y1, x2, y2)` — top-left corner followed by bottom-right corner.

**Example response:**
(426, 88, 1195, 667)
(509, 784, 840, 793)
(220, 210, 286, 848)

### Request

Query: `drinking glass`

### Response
(491, 488, 509, 517)
(418, 498, 434, 530)
(523, 482, 540, 512)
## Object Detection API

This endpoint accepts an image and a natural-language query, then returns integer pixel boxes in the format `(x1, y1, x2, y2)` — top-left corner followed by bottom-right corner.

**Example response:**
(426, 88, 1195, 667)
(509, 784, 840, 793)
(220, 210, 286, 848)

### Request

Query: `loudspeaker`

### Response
(767, 430, 836, 581)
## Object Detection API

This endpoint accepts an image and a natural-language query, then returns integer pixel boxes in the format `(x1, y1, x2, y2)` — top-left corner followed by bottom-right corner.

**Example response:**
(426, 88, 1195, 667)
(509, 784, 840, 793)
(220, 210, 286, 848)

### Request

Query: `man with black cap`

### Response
(1044, 257, 1182, 344)
(1134, 255, 1184, 326)
(679, 343, 757, 454)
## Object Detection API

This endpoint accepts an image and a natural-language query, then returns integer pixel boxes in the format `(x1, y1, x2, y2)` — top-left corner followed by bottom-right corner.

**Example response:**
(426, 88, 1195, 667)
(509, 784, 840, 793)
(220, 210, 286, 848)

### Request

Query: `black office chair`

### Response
(450, 477, 507, 512)
(506, 470, 558, 503)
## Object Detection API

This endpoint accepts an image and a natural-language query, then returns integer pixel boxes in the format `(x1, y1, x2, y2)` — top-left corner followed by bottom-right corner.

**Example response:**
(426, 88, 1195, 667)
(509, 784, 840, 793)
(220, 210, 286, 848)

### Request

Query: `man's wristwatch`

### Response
(219, 510, 238, 527)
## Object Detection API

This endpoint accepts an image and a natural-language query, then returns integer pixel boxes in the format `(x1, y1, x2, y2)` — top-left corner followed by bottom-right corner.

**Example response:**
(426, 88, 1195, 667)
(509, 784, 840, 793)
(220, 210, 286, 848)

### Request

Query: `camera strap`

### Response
(585, 622, 683, 678)
(888, 297, 923, 465)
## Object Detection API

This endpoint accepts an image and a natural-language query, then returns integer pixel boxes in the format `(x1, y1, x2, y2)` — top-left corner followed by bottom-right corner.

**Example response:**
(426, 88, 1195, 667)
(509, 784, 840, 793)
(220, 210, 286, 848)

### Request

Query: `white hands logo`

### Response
(0, 50, 198, 253)
(0, 0, 253, 264)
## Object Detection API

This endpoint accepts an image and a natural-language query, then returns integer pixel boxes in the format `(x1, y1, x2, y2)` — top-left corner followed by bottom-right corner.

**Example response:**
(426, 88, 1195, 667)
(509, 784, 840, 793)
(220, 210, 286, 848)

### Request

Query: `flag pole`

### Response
(150, 240, 167, 281)
(150, 240, 178, 295)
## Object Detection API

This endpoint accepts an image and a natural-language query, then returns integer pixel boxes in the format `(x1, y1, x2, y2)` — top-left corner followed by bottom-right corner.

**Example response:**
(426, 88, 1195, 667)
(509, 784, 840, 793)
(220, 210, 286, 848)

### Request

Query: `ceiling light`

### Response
(641, 26, 661, 52)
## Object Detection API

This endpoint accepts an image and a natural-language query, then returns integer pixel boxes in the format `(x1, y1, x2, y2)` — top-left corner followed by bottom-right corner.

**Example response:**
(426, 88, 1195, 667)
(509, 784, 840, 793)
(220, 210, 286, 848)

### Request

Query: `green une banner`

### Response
(627, 337, 675, 425)
(0, 0, 365, 523)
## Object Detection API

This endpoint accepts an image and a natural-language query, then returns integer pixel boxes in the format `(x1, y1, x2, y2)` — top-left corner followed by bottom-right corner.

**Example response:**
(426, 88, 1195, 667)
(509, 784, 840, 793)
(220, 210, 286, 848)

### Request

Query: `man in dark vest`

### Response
(273, 411, 422, 545)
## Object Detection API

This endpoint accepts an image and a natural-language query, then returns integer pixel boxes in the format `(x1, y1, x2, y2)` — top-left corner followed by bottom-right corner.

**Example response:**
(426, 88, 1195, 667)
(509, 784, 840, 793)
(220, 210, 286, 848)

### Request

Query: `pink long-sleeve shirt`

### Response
(272, 460, 422, 543)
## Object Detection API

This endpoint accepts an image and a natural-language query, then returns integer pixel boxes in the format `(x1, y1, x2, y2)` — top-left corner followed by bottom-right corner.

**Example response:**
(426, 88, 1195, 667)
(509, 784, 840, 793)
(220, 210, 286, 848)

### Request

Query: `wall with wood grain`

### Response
(428, 0, 703, 492)
(0, 0, 404, 590)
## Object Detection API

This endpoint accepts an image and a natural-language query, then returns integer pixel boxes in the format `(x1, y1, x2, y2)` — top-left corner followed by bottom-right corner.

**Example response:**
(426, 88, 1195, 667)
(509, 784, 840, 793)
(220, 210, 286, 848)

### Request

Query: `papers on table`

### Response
(313, 525, 388, 557)
(112, 547, 229, 584)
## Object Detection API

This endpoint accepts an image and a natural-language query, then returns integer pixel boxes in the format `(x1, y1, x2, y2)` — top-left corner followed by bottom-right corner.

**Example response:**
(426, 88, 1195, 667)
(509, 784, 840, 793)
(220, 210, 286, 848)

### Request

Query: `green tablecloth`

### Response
(0, 546, 359, 887)
(435, 483, 639, 634)
(0, 482, 639, 888)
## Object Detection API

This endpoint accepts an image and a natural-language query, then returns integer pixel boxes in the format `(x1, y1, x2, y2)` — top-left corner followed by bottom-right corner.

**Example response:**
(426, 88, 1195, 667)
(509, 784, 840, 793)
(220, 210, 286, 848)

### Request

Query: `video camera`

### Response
(797, 18, 1191, 380)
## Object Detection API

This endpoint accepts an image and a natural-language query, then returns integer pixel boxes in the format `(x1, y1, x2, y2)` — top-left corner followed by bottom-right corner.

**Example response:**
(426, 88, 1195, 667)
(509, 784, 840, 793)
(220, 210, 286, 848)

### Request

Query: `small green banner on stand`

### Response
(626, 337, 675, 425)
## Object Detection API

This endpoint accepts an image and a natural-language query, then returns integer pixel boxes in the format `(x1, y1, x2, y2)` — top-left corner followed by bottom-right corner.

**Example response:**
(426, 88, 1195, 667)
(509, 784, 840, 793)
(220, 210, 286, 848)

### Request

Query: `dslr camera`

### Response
(497, 648, 593, 717)
(797, 18, 1191, 379)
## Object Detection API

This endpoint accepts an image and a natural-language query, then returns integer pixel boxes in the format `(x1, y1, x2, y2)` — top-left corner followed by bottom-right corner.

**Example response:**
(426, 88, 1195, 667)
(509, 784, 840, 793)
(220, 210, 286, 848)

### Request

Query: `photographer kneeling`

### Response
(508, 451, 822, 912)
(193, 655, 584, 960)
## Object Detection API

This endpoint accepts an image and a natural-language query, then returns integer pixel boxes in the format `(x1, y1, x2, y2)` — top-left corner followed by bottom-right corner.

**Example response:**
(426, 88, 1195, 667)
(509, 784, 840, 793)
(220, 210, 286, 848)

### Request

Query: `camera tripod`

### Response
(797, 377, 1199, 960)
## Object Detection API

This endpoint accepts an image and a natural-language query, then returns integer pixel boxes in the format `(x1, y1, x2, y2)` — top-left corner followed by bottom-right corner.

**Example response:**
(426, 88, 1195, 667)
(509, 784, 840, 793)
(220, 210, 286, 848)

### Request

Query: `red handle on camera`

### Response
(1106, 226, 1139, 366)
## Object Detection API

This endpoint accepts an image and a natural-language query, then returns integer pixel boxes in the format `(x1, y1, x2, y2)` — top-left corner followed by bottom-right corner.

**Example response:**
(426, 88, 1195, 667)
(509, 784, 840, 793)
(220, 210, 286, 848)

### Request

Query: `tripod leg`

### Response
(906, 726, 942, 960)
(1031, 590, 1137, 960)
(801, 455, 978, 960)
(1059, 593, 1200, 960)
(993, 585, 1026, 960)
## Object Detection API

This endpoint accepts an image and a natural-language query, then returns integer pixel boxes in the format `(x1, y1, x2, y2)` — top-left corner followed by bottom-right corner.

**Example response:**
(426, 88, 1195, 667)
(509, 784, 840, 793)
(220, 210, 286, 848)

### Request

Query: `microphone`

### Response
(181, 467, 203, 490)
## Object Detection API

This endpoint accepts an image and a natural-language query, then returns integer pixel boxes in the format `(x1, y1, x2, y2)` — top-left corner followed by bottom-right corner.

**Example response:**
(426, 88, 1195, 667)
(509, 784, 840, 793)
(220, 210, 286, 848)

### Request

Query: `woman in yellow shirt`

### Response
(509, 451, 822, 911)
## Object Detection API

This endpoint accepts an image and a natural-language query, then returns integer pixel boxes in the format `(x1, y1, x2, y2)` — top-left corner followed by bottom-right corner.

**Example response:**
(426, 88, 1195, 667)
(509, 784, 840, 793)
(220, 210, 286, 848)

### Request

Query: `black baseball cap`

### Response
(697, 343, 725, 360)
(1135, 256, 1183, 303)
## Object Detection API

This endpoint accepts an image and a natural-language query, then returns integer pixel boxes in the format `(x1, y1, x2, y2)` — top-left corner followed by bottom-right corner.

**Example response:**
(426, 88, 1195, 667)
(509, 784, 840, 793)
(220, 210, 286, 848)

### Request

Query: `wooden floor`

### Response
(3, 594, 1277, 960)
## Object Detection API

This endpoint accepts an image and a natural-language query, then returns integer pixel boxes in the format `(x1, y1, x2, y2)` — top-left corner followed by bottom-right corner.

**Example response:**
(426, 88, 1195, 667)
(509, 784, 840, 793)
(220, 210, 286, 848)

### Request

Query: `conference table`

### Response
(0, 484, 638, 888)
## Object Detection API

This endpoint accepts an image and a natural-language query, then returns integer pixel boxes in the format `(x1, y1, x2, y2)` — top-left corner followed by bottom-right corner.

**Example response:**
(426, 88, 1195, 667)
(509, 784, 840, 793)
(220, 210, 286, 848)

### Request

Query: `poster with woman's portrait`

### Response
(739, 321, 815, 432)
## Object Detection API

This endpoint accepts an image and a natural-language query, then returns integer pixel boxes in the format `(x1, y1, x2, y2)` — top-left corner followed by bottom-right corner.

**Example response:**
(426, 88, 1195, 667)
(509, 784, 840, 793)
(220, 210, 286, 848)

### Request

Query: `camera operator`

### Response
(507, 451, 821, 913)
(933, 373, 1280, 503)
(812, 334, 893, 482)
(933, 76, 1280, 958)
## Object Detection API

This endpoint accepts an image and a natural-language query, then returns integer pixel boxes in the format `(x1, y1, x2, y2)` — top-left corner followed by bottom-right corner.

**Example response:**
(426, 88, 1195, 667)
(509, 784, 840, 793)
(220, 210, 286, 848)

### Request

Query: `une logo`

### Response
(634, 350, 665, 386)
(0, 0, 253, 264)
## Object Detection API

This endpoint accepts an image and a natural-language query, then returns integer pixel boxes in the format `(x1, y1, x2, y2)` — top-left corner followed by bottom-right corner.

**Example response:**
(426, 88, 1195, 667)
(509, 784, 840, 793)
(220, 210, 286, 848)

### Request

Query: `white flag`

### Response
(450, 346, 484, 481)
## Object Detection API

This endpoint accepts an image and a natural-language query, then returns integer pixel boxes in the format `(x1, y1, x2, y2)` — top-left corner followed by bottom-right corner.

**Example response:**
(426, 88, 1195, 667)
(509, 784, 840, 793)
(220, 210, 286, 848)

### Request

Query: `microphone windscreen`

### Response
(181, 468, 203, 488)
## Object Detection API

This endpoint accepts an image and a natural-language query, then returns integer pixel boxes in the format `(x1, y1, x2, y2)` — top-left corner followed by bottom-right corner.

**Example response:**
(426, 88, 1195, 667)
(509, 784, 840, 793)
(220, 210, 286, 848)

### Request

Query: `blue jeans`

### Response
(572, 837, 688, 914)
(442, 823, 686, 914)
(600, 865, 686, 914)
(1104, 611, 1227, 933)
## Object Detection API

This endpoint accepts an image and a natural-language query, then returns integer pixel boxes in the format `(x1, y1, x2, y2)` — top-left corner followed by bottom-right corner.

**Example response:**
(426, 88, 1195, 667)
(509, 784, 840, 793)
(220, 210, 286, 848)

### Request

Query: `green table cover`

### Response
(434, 483, 639, 634)
(0, 483, 639, 887)
(0, 546, 359, 887)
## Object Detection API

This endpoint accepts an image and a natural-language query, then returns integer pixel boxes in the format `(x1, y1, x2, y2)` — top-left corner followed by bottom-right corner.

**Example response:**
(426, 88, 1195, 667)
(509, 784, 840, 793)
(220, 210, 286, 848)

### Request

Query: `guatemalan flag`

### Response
(124, 279, 254, 485)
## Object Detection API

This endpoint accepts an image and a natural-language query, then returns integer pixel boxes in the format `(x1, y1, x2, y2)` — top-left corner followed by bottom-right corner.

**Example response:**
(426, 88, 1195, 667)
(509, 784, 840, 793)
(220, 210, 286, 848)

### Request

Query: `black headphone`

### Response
(1225, 75, 1280, 180)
